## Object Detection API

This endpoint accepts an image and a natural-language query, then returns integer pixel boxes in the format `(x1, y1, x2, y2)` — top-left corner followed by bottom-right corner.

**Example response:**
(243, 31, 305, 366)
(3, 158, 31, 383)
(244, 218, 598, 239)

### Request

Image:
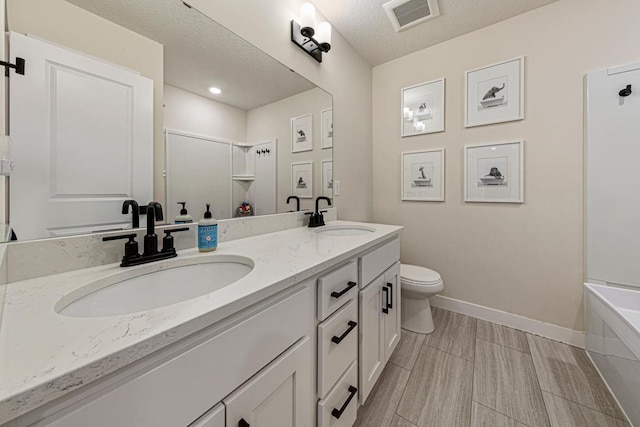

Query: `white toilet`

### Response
(400, 264, 444, 334)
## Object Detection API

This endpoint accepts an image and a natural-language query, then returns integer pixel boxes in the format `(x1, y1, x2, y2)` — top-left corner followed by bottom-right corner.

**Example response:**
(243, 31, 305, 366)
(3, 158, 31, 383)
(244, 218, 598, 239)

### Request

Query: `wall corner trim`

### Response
(431, 295, 585, 348)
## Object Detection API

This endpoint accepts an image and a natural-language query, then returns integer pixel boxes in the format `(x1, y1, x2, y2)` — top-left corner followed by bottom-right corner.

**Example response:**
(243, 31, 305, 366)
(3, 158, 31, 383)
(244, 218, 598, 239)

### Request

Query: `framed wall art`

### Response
(321, 160, 333, 197)
(401, 78, 445, 137)
(291, 161, 313, 198)
(401, 149, 445, 201)
(465, 57, 524, 128)
(321, 109, 333, 149)
(291, 114, 313, 152)
(464, 140, 524, 203)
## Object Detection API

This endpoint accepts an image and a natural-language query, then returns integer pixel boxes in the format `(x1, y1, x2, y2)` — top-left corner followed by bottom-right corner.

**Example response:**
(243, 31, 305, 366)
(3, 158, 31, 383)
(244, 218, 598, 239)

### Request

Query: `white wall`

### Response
(163, 85, 247, 142)
(187, 0, 372, 222)
(372, 0, 640, 331)
(246, 87, 332, 213)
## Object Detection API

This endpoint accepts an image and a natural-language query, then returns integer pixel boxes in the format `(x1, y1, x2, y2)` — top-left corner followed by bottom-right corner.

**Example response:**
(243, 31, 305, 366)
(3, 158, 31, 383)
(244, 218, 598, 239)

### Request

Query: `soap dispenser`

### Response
(198, 203, 218, 252)
(175, 202, 194, 224)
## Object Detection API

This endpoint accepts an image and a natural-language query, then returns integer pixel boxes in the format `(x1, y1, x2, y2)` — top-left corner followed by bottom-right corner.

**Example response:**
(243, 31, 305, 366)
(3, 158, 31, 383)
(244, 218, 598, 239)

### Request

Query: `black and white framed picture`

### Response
(321, 109, 333, 149)
(401, 149, 445, 201)
(464, 140, 524, 203)
(401, 78, 445, 137)
(321, 160, 333, 197)
(465, 57, 524, 128)
(291, 114, 313, 153)
(291, 161, 313, 198)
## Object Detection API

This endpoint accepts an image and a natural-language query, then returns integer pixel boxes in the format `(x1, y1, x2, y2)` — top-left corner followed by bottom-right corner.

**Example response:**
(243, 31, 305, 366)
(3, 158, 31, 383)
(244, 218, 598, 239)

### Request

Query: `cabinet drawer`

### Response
(318, 260, 358, 321)
(318, 361, 359, 427)
(318, 300, 358, 398)
(359, 238, 399, 288)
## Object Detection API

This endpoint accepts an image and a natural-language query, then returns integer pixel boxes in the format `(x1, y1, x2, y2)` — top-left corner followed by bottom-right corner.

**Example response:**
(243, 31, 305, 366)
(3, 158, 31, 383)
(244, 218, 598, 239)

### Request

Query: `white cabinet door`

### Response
(9, 32, 153, 240)
(224, 337, 312, 427)
(383, 262, 401, 362)
(189, 403, 225, 427)
(358, 275, 385, 404)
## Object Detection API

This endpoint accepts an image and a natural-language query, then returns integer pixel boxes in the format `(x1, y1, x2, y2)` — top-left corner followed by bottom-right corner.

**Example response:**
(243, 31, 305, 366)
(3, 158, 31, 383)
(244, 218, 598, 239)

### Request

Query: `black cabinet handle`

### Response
(331, 321, 357, 344)
(382, 286, 389, 314)
(386, 283, 393, 310)
(331, 281, 357, 299)
(239, 419, 250, 427)
(331, 385, 358, 419)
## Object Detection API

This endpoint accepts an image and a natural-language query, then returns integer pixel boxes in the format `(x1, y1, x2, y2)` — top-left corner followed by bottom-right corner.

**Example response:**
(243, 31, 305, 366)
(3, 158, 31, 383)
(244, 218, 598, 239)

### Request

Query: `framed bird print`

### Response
(465, 57, 524, 128)
(291, 114, 313, 153)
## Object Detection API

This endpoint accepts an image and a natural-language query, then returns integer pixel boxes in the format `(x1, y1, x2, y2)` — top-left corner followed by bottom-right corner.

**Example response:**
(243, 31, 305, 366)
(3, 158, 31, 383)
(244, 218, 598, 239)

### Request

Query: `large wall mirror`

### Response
(5, 0, 333, 241)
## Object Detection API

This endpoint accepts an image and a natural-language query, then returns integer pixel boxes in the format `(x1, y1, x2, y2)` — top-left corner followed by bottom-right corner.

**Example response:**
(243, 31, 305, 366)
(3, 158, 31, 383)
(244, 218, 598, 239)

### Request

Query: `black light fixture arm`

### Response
(291, 20, 331, 63)
(0, 57, 25, 77)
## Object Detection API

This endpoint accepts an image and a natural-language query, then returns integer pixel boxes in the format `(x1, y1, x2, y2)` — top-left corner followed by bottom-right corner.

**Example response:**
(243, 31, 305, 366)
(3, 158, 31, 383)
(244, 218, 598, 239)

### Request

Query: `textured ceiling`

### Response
(312, 0, 559, 66)
(66, 0, 316, 111)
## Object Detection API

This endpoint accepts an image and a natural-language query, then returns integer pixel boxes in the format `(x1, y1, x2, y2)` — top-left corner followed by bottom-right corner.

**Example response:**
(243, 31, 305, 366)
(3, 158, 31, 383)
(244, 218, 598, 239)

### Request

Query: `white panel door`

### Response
(359, 275, 385, 404)
(165, 129, 232, 221)
(586, 63, 640, 287)
(224, 337, 312, 427)
(9, 32, 153, 240)
(383, 262, 401, 362)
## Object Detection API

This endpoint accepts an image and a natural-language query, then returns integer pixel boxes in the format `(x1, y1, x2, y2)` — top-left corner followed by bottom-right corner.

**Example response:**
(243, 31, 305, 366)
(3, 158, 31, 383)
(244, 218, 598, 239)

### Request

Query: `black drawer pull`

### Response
(331, 281, 357, 298)
(331, 385, 358, 419)
(386, 282, 393, 309)
(239, 419, 250, 427)
(382, 286, 389, 314)
(331, 321, 357, 344)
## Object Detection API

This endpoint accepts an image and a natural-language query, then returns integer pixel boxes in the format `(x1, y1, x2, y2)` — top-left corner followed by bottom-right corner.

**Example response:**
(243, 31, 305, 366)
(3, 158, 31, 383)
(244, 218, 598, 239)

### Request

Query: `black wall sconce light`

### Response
(291, 3, 332, 63)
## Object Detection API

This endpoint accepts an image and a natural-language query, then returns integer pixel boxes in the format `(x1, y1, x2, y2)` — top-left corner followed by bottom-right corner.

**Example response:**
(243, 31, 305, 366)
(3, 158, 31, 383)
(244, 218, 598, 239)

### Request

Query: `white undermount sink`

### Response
(314, 225, 376, 236)
(56, 255, 254, 318)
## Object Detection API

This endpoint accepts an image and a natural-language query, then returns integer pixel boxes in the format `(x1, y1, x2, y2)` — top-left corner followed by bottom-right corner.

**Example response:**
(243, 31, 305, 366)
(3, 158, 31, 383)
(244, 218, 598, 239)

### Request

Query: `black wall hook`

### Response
(619, 84, 632, 97)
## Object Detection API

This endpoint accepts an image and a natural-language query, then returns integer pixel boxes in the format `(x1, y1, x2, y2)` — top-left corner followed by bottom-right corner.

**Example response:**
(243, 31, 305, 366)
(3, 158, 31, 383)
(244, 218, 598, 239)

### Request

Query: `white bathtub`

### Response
(585, 283, 640, 425)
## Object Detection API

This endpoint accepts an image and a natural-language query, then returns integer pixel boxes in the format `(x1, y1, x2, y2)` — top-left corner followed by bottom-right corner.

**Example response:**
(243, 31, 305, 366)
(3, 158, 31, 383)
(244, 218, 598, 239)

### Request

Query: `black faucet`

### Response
(122, 200, 140, 229)
(143, 202, 164, 256)
(287, 195, 300, 212)
(105, 201, 192, 267)
(307, 196, 332, 228)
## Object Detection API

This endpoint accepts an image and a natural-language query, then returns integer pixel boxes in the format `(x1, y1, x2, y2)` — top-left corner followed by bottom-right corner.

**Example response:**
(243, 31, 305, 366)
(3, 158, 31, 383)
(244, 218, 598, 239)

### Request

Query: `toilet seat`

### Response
(401, 264, 442, 286)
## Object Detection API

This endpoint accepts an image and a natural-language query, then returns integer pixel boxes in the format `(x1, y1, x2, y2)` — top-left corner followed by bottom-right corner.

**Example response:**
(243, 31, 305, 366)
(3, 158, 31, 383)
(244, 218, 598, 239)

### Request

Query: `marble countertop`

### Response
(0, 220, 401, 424)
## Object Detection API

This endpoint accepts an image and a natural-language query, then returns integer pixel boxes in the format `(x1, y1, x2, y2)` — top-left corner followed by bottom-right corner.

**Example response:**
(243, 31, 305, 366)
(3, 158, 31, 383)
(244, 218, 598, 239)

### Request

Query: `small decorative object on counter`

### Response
(198, 203, 218, 252)
(235, 201, 253, 217)
(175, 202, 194, 224)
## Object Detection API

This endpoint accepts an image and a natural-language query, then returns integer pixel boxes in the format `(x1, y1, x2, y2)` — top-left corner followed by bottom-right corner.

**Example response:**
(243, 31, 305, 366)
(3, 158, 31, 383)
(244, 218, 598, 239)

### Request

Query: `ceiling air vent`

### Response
(383, 0, 440, 32)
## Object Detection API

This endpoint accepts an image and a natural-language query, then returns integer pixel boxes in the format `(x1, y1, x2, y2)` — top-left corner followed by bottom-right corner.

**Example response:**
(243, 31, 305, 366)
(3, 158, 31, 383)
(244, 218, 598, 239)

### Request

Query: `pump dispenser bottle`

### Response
(175, 202, 193, 224)
(198, 203, 218, 252)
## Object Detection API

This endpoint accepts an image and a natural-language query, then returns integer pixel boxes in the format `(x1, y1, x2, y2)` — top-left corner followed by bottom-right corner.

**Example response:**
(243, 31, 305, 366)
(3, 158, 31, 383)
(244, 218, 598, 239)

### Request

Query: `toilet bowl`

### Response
(400, 264, 443, 334)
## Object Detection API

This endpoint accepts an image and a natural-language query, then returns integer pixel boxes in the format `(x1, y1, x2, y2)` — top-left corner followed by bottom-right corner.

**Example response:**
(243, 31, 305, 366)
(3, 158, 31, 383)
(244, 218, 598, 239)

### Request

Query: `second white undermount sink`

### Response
(56, 255, 254, 318)
(314, 225, 376, 236)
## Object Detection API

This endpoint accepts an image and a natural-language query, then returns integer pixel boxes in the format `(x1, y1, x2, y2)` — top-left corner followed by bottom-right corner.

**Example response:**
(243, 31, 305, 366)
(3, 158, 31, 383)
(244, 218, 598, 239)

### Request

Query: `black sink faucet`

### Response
(287, 195, 300, 212)
(122, 200, 140, 229)
(308, 196, 332, 228)
(143, 202, 164, 256)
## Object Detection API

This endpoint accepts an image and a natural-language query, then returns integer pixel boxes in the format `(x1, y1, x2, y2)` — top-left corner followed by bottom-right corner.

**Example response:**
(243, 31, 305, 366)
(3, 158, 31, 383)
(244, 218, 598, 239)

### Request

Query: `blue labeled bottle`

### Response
(198, 203, 218, 252)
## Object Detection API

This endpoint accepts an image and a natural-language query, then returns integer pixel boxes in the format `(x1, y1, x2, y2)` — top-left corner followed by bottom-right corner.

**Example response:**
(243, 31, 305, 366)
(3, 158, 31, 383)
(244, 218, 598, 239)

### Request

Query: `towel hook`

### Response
(619, 84, 632, 97)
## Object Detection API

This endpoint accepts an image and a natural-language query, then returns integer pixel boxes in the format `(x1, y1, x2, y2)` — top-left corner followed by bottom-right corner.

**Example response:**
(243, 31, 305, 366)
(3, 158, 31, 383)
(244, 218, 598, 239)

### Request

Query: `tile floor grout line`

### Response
(388, 359, 412, 373)
(542, 389, 631, 424)
(421, 340, 474, 363)
(472, 399, 533, 427)
(391, 360, 414, 427)
(475, 336, 531, 355)
(524, 333, 554, 427)
(393, 410, 417, 427)
(469, 321, 478, 427)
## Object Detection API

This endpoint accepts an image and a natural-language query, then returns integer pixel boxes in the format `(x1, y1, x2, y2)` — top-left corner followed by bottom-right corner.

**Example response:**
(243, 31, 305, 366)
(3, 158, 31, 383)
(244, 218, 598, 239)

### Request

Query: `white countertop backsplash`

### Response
(0, 215, 400, 424)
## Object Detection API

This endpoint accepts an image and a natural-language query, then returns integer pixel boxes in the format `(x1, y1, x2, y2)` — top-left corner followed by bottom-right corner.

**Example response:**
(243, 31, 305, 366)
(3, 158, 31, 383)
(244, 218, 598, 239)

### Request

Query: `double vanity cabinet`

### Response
(0, 222, 401, 427)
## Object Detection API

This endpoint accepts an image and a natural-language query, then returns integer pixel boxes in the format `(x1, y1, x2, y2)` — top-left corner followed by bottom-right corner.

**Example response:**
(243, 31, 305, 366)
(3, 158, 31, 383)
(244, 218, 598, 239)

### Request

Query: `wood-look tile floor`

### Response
(354, 308, 630, 427)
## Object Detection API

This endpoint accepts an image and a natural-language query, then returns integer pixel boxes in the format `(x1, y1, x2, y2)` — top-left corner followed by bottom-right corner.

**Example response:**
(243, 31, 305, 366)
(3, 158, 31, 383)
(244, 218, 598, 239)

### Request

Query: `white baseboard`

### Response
(431, 295, 585, 348)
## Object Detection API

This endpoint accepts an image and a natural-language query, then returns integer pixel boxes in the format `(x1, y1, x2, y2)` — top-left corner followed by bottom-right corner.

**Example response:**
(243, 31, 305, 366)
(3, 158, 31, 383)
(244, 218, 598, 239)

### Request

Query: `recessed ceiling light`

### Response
(209, 87, 222, 95)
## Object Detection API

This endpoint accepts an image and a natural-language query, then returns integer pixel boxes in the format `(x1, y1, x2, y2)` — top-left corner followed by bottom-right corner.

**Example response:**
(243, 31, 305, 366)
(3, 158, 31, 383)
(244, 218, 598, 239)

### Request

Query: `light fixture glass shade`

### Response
(300, 3, 315, 29)
(316, 21, 332, 45)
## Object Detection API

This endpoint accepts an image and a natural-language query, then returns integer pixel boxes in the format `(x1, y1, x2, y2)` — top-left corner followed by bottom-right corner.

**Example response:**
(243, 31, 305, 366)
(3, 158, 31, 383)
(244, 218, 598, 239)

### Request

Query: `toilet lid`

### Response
(401, 264, 442, 285)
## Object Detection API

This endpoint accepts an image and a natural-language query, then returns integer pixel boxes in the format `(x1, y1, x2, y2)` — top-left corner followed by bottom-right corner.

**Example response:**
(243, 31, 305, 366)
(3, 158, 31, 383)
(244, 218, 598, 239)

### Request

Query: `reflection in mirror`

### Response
(6, 0, 332, 242)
